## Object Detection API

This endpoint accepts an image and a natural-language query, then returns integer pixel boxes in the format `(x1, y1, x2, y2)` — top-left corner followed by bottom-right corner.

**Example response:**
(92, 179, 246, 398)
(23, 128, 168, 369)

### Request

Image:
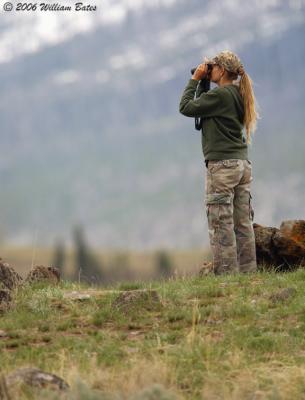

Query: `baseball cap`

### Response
(204, 50, 244, 74)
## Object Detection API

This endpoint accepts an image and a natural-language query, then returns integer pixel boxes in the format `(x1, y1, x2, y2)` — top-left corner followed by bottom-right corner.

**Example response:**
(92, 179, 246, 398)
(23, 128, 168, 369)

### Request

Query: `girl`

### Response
(179, 50, 259, 274)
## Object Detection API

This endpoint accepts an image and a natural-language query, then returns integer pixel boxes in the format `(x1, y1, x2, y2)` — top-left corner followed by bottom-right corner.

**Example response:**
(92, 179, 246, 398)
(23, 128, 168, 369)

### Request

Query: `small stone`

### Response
(132, 384, 177, 400)
(63, 291, 91, 301)
(199, 261, 214, 276)
(0, 330, 8, 338)
(0, 374, 10, 400)
(25, 266, 60, 285)
(269, 287, 297, 303)
(112, 289, 161, 312)
(5, 367, 69, 391)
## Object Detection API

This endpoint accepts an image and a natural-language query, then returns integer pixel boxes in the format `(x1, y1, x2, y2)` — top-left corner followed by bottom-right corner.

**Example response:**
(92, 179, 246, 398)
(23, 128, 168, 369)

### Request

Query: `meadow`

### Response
(1, 267, 305, 399)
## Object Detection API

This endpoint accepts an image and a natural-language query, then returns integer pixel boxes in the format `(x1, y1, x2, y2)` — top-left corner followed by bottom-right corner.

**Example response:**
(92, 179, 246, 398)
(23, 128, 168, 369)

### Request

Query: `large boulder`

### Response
(0, 260, 23, 291)
(254, 220, 305, 270)
(0, 289, 12, 312)
(0, 260, 22, 313)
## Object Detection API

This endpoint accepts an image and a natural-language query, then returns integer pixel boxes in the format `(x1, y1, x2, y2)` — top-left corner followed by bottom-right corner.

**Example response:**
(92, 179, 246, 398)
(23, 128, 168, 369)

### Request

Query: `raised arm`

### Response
(179, 79, 223, 118)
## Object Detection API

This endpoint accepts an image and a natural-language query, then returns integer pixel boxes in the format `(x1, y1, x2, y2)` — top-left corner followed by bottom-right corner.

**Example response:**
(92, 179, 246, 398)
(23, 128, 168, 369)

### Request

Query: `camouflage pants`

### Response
(205, 159, 257, 275)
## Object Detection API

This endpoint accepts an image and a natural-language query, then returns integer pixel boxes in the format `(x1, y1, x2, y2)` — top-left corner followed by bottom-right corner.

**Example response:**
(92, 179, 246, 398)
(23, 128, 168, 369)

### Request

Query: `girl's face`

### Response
(210, 64, 224, 83)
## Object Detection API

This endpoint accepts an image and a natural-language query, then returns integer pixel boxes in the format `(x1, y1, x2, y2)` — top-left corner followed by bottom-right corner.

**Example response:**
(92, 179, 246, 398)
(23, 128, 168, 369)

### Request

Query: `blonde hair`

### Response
(239, 71, 260, 144)
(227, 69, 260, 145)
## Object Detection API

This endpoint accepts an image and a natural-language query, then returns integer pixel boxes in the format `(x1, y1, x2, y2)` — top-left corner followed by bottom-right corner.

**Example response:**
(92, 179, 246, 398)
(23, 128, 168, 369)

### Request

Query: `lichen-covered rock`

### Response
(5, 367, 69, 391)
(0, 289, 12, 313)
(25, 265, 60, 285)
(112, 289, 161, 312)
(0, 260, 23, 291)
(0, 289, 11, 304)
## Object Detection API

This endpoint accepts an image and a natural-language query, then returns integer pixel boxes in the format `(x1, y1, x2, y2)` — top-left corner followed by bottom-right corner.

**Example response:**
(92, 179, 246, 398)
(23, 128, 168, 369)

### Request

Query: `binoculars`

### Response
(190, 63, 213, 77)
(190, 63, 213, 131)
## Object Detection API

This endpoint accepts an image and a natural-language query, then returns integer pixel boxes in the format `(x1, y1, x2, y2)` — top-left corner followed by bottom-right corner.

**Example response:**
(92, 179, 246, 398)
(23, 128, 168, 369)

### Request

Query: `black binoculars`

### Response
(190, 63, 213, 77)
(190, 63, 213, 131)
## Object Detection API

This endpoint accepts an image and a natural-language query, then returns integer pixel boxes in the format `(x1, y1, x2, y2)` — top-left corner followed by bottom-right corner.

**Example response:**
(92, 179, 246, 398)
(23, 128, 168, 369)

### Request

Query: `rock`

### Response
(253, 223, 278, 266)
(0, 289, 12, 312)
(112, 289, 161, 312)
(131, 384, 177, 400)
(5, 367, 69, 392)
(0, 261, 23, 291)
(0, 374, 10, 400)
(198, 261, 214, 276)
(273, 220, 305, 269)
(0, 289, 11, 303)
(280, 220, 305, 247)
(254, 220, 305, 270)
(269, 287, 297, 303)
(63, 291, 91, 301)
(25, 266, 60, 285)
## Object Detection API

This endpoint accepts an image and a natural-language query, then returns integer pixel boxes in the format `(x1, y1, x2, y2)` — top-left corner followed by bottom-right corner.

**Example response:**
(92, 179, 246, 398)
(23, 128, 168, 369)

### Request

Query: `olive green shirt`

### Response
(179, 79, 248, 160)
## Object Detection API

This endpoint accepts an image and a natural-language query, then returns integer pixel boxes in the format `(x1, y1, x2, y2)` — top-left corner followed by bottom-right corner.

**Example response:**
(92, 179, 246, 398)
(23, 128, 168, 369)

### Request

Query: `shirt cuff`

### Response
(189, 78, 199, 85)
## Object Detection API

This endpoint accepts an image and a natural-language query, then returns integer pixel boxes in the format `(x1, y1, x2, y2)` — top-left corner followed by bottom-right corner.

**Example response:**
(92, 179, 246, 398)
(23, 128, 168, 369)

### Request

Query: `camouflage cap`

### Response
(204, 50, 244, 75)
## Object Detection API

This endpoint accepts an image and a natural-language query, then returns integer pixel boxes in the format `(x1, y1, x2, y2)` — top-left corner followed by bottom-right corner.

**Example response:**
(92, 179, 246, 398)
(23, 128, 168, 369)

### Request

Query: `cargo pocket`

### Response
(249, 193, 254, 221)
(207, 161, 223, 174)
(205, 193, 233, 247)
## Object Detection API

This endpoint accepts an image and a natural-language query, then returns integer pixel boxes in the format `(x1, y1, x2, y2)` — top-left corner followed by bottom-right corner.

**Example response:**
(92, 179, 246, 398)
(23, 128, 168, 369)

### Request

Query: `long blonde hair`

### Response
(227, 69, 260, 144)
(239, 72, 260, 144)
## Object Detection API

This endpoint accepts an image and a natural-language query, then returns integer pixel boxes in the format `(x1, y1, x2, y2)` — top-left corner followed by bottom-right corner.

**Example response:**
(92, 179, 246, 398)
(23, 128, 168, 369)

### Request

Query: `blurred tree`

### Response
(155, 250, 172, 279)
(108, 251, 132, 283)
(52, 238, 65, 277)
(72, 225, 104, 284)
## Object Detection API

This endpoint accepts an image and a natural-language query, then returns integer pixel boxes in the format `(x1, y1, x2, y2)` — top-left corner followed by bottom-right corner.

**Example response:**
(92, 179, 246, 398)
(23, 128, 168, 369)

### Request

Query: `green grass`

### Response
(2, 269, 305, 399)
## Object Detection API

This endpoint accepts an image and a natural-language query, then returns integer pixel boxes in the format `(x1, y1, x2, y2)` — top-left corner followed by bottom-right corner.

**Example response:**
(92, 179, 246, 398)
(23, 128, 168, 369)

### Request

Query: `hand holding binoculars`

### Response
(191, 63, 213, 80)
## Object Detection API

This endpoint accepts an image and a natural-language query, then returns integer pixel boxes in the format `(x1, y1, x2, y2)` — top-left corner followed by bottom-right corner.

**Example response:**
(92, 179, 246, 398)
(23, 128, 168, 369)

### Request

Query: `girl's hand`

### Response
(192, 63, 209, 81)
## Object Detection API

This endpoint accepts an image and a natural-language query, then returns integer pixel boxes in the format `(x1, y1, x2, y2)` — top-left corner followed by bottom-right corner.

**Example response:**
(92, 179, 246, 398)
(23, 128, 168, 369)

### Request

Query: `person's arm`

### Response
(179, 79, 223, 118)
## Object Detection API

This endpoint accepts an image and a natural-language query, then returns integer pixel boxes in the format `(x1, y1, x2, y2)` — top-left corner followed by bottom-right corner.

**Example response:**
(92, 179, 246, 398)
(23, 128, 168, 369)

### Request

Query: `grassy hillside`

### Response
(2, 269, 305, 399)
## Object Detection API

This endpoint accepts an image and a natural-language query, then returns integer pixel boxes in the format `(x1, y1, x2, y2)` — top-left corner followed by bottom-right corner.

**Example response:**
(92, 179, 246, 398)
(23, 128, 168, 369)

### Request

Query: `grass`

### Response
(1, 268, 305, 399)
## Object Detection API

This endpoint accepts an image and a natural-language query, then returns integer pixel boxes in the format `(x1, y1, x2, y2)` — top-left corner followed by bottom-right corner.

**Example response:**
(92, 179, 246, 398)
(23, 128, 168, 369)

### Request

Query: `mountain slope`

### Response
(0, 0, 304, 248)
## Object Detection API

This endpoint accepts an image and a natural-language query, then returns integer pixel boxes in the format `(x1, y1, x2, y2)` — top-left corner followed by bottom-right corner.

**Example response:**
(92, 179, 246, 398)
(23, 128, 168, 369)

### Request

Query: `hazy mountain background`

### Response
(0, 0, 304, 249)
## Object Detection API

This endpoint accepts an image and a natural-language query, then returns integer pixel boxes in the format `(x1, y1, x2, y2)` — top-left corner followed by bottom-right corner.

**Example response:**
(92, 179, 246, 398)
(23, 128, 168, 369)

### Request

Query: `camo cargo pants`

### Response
(205, 159, 257, 274)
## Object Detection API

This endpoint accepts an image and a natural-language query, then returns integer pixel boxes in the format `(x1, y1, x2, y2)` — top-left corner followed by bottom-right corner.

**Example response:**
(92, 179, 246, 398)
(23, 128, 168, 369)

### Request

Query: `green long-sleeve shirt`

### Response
(179, 78, 248, 160)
